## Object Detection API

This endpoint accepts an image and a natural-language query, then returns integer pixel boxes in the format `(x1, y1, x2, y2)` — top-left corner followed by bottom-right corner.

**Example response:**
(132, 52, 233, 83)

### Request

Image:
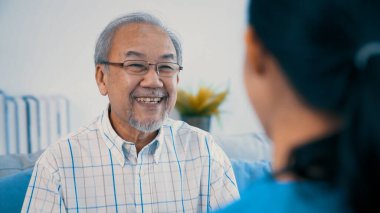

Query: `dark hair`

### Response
(249, 0, 380, 211)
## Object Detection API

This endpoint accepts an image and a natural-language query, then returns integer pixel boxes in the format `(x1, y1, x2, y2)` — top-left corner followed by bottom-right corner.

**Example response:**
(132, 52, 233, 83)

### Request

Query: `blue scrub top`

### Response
(218, 174, 349, 213)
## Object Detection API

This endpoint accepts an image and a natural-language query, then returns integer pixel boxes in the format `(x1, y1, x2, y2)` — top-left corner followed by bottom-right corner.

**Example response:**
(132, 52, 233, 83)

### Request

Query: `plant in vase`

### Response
(175, 85, 228, 131)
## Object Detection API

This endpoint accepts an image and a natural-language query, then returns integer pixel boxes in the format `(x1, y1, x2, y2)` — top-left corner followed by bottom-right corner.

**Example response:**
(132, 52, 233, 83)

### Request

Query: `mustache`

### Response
(131, 88, 169, 98)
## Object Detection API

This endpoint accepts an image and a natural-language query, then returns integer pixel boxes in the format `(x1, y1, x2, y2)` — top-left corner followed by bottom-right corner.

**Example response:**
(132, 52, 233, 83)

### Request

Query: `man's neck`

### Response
(125, 128, 158, 154)
(109, 111, 159, 154)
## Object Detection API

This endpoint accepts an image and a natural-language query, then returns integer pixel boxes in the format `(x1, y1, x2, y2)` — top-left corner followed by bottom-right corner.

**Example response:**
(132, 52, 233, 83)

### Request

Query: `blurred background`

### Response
(0, 0, 263, 154)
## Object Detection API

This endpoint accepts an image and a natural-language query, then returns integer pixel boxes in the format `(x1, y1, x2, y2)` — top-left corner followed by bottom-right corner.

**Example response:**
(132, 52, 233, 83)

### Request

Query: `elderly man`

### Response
(22, 13, 239, 212)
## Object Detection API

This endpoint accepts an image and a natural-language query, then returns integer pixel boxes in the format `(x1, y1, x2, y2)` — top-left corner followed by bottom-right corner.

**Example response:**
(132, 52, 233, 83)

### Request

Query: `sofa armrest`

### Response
(0, 168, 33, 212)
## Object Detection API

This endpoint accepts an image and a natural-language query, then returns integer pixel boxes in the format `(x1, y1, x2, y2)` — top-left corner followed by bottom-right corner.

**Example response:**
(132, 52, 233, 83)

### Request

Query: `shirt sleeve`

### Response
(21, 150, 66, 213)
(202, 135, 240, 212)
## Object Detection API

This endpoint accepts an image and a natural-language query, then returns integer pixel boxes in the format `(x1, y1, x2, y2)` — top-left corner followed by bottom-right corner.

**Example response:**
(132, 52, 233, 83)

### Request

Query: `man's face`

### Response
(97, 23, 179, 133)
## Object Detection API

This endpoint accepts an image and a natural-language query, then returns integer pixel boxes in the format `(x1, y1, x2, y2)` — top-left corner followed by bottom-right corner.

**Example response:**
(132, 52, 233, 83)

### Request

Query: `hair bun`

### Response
(355, 42, 380, 70)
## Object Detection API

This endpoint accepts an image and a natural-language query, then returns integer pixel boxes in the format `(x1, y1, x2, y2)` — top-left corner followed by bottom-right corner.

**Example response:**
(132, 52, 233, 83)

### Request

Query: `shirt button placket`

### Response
(135, 149, 144, 213)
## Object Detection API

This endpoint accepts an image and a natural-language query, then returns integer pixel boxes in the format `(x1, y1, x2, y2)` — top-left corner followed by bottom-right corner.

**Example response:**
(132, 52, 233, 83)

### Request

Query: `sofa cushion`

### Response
(214, 132, 272, 162)
(0, 150, 42, 177)
(0, 168, 33, 212)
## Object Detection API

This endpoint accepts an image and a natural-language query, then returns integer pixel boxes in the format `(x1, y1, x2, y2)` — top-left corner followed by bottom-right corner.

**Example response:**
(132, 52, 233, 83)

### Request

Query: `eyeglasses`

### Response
(100, 60, 183, 77)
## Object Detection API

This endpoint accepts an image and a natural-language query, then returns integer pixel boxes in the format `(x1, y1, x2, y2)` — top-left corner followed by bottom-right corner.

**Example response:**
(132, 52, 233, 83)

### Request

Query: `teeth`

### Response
(136, 97, 162, 104)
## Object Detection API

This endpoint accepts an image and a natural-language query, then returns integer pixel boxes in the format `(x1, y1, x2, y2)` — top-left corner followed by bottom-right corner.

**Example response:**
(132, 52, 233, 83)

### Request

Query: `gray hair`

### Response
(94, 12, 182, 66)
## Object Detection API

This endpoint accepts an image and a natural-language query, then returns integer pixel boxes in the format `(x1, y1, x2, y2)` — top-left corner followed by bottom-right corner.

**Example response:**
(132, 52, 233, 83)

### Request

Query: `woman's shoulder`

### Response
(218, 176, 349, 213)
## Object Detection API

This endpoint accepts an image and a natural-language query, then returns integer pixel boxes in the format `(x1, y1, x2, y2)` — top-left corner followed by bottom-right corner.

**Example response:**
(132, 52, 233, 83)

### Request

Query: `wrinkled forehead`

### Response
(109, 23, 177, 61)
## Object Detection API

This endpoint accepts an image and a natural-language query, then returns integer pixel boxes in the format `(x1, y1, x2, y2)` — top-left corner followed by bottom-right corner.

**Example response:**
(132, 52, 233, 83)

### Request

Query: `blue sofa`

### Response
(0, 133, 272, 212)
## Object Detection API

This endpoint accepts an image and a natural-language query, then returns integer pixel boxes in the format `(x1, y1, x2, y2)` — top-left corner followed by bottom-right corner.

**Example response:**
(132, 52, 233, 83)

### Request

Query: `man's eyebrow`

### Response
(124, 51, 175, 61)
(124, 51, 145, 57)
(160, 53, 175, 60)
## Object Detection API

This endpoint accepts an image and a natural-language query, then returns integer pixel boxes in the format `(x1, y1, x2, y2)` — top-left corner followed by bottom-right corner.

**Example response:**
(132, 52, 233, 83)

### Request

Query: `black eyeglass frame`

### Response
(100, 60, 183, 77)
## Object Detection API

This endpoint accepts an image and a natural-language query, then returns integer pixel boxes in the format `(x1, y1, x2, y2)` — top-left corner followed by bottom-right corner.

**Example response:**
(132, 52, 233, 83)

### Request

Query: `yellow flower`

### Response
(175, 86, 228, 118)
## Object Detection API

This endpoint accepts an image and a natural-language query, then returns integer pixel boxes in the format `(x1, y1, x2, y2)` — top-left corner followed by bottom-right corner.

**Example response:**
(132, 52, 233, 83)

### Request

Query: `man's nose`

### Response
(140, 65, 164, 88)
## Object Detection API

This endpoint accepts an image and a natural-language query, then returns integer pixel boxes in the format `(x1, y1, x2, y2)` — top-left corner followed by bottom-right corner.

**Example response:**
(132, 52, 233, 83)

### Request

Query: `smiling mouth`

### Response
(135, 97, 165, 104)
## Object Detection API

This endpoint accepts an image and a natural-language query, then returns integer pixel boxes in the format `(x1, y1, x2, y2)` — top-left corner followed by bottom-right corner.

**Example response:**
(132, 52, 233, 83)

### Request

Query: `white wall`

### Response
(0, 0, 263, 135)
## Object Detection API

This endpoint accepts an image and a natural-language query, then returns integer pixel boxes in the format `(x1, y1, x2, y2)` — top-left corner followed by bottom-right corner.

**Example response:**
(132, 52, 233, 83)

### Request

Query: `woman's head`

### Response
(245, 0, 380, 124)
(244, 0, 380, 211)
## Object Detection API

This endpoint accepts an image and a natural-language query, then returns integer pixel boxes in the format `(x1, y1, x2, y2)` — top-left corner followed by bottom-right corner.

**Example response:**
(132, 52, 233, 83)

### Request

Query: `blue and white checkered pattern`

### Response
(22, 107, 239, 212)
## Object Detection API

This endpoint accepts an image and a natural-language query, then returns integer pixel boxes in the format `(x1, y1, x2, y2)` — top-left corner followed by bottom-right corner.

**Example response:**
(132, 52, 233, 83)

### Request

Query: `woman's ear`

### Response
(245, 26, 268, 75)
(95, 65, 108, 96)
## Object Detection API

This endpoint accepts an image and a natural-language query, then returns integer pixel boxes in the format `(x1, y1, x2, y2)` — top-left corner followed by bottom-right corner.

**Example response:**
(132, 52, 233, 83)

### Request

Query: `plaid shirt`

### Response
(22, 107, 239, 212)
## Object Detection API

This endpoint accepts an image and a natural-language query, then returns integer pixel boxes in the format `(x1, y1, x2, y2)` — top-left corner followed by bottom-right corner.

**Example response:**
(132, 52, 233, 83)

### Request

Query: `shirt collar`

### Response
(98, 105, 166, 166)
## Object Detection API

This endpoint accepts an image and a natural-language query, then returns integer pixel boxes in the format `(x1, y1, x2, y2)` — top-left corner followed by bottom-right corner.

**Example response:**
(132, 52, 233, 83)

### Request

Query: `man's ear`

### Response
(245, 26, 268, 75)
(95, 65, 108, 96)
